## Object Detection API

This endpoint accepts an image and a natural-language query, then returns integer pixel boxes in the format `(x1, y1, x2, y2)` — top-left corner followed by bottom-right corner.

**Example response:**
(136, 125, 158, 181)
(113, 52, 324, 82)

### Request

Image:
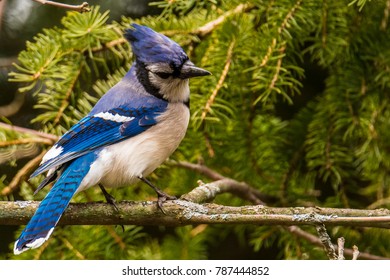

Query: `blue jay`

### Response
(14, 23, 210, 255)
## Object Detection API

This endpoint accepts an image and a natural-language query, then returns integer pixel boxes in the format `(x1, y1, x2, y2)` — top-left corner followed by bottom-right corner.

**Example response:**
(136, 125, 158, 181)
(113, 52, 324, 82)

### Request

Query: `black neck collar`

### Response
(135, 60, 168, 103)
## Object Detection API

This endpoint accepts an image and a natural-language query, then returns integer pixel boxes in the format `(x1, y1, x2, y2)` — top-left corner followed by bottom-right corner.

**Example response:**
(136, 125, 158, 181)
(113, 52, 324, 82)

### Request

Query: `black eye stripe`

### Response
(155, 72, 171, 79)
(148, 59, 190, 79)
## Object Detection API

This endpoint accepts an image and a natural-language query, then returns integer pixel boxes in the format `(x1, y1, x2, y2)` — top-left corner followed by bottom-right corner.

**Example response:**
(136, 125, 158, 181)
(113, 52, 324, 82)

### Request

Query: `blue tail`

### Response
(14, 152, 97, 255)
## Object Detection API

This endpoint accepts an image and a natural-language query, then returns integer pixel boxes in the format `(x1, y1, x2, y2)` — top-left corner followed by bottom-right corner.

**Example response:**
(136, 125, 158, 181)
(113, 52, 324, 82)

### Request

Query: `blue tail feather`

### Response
(14, 152, 97, 255)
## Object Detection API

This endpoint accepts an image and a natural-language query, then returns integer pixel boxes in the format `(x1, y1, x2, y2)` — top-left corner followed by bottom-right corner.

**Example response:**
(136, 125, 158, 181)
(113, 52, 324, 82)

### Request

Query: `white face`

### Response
(146, 63, 190, 103)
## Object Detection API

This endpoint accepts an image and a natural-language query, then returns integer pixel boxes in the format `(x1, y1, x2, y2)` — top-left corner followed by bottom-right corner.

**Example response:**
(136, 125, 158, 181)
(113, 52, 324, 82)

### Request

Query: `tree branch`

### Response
(172, 160, 275, 204)
(1, 150, 46, 196)
(1, 199, 390, 228)
(352, 245, 360, 260)
(315, 223, 337, 260)
(0, 123, 58, 195)
(337, 237, 345, 260)
(31, 0, 90, 12)
(0, 138, 53, 147)
(0, 122, 59, 142)
(171, 161, 390, 259)
(286, 226, 385, 260)
(2, 158, 389, 259)
(1, 139, 388, 259)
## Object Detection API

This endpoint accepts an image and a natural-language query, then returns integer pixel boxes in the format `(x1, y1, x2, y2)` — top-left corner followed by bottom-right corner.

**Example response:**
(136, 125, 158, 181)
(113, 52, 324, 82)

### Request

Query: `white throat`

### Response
(148, 73, 190, 103)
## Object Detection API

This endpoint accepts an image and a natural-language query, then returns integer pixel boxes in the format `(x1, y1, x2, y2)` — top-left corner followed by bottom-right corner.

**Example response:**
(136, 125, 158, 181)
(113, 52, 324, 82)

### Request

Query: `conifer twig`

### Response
(260, 38, 277, 67)
(106, 226, 126, 250)
(201, 39, 235, 122)
(54, 67, 83, 125)
(268, 44, 286, 90)
(259, 0, 302, 68)
(89, 3, 254, 54)
(279, 145, 306, 204)
(321, 0, 328, 47)
(381, 0, 390, 30)
(60, 237, 86, 259)
(279, 0, 302, 34)
(91, 38, 126, 53)
(31, 0, 90, 13)
(193, 3, 255, 38)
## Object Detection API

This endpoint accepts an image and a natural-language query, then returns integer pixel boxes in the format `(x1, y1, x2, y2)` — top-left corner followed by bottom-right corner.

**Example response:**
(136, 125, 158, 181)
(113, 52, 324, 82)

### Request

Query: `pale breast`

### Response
(78, 103, 190, 191)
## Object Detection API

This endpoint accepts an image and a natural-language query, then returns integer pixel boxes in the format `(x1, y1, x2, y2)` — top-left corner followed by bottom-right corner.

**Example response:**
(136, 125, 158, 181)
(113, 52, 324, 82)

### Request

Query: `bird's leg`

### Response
(99, 184, 124, 232)
(99, 184, 120, 212)
(138, 176, 176, 213)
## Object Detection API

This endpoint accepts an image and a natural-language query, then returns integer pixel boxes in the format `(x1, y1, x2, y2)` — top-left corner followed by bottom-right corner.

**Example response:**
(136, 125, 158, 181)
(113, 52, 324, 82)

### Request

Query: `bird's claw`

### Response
(99, 184, 120, 212)
(106, 195, 120, 213)
(156, 191, 177, 214)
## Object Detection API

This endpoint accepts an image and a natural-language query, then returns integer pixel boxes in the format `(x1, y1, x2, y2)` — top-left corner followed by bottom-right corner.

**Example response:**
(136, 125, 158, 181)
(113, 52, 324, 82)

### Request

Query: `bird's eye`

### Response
(155, 72, 171, 79)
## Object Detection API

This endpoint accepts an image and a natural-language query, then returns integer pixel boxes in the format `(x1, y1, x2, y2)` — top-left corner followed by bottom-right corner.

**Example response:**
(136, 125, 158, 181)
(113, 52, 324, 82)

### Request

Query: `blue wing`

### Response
(31, 101, 167, 178)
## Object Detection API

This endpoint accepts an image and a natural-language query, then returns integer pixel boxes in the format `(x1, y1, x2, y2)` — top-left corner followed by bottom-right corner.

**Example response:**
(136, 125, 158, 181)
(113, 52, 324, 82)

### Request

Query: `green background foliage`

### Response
(1, 0, 390, 259)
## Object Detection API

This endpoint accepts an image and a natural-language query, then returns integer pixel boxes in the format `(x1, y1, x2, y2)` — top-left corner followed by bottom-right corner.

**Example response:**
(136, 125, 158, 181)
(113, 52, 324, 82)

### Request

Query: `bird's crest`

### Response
(124, 24, 188, 67)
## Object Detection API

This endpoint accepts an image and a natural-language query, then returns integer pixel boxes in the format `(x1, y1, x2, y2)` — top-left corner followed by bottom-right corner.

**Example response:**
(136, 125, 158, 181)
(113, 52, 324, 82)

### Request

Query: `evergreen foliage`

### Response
(1, 0, 390, 259)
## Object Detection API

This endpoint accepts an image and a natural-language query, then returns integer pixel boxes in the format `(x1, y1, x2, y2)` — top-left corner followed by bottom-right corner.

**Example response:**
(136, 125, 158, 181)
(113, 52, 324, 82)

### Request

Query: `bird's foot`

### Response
(99, 184, 120, 212)
(138, 176, 176, 214)
(99, 184, 124, 231)
(156, 189, 177, 214)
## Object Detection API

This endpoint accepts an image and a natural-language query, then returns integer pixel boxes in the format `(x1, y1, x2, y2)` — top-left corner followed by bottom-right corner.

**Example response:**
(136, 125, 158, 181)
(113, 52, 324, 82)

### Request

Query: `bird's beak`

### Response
(179, 60, 211, 79)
